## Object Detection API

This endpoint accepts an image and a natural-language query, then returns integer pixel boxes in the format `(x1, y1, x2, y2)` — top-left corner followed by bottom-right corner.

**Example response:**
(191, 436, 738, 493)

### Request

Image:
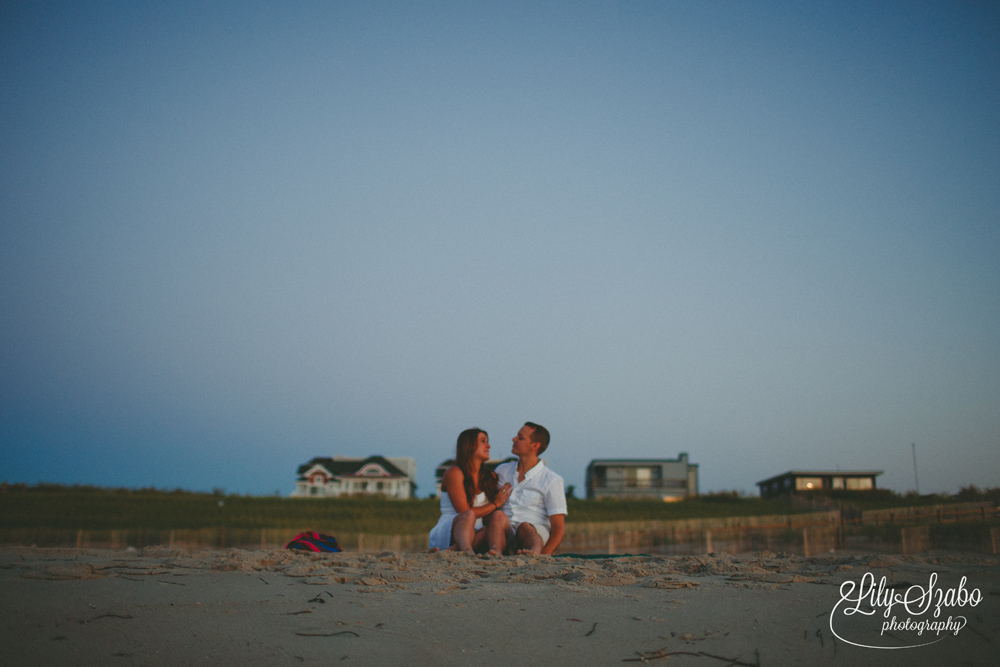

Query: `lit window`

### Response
(795, 477, 823, 491)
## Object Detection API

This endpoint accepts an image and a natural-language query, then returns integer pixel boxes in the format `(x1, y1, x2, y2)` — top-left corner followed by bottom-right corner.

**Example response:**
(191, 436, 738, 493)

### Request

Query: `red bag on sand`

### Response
(285, 531, 340, 552)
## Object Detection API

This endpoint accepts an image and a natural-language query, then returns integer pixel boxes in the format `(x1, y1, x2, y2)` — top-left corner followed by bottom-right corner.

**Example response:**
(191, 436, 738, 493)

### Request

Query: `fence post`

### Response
(992, 528, 999, 555)
(802, 528, 809, 557)
(608, 533, 615, 555)
(76, 530, 83, 549)
(358, 533, 364, 553)
(705, 529, 713, 554)
(901, 528, 908, 556)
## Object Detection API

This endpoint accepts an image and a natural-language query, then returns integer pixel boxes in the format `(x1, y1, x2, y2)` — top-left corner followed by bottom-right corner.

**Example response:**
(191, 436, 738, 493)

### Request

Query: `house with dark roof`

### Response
(292, 456, 416, 499)
(585, 454, 699, 501)
(433, 457, 517, 497)
(756, 470, 883, 499)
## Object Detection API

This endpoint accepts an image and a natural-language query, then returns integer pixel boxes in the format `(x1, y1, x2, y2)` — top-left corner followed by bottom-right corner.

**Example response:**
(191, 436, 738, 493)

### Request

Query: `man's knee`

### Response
(515, 522, 538, 539)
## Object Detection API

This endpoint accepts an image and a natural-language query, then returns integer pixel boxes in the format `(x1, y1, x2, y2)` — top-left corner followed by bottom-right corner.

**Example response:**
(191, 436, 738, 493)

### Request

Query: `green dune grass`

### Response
(2, 484, 993, 535)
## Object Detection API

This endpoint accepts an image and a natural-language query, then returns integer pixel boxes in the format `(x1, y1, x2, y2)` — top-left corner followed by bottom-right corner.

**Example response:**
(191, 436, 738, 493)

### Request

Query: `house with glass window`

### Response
(433, 457, 516, 497)
(292, 456, 416, 499)
(585, 454, 699, 501)
(756, 470, 883, 499)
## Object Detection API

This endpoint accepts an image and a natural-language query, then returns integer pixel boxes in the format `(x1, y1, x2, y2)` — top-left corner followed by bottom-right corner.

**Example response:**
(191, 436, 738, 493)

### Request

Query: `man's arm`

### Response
(541, 513, 565, 555)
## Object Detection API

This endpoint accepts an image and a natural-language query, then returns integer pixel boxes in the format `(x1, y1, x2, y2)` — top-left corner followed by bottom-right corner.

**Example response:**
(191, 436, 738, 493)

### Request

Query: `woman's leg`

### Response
(450, 510, 477, 552)
(486, 511, 510, 555)
(470, 526, 491, 553)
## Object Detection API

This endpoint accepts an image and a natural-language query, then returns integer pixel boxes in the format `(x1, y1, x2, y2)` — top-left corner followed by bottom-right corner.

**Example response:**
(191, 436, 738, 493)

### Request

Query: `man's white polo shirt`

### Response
(495, 460, 567, 536)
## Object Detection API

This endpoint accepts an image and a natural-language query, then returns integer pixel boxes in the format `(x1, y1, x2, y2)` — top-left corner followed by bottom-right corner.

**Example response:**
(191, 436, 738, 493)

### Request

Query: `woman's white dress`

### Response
(428, 490, 488, 550)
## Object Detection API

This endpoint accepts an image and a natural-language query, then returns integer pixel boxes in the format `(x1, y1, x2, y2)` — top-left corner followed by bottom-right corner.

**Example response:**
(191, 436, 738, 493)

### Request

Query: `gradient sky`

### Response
(2, 1, 998, 498)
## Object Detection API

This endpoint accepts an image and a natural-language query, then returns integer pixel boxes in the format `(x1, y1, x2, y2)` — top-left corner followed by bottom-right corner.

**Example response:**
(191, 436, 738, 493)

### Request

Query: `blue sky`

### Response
(2, 1, 998, 498)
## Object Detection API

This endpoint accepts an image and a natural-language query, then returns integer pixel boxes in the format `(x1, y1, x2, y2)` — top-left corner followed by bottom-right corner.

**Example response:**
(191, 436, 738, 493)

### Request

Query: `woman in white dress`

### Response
(428, 428, 512, 552)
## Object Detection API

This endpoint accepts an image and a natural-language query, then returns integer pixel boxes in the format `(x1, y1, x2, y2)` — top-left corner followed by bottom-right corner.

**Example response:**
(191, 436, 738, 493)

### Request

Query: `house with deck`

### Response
(585, 454, 699, 501)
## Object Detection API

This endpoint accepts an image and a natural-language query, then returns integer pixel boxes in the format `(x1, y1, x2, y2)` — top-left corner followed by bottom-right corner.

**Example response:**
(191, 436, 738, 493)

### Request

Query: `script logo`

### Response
(829, 572, 981, 650)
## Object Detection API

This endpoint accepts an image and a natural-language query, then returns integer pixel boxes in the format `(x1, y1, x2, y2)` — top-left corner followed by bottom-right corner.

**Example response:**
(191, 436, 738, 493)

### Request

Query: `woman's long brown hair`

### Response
(455, 428, 499, 504)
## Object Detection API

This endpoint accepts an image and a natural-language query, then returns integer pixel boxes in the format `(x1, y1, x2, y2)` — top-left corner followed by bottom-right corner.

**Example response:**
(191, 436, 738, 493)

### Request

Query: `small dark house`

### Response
(756, 470, 883, 499)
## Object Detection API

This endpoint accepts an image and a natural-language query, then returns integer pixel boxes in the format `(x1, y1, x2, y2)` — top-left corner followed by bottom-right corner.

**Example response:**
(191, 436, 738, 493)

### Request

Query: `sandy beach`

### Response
(3, 546, 997, 666)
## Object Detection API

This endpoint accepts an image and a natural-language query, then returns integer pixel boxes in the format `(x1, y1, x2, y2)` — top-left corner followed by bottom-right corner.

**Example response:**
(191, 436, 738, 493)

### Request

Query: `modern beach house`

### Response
(755, 470, 883, 499)
(585, 454, 699, 501)
(292, 456, 417, 499)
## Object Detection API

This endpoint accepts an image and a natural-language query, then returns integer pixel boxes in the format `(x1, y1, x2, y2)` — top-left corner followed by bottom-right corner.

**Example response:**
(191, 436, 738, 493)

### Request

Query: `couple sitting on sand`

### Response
(428, 422, 567, 555)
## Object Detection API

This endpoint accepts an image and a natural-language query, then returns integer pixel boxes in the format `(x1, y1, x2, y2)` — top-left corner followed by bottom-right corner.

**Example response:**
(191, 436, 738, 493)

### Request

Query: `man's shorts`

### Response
(509, 521, 549, 547)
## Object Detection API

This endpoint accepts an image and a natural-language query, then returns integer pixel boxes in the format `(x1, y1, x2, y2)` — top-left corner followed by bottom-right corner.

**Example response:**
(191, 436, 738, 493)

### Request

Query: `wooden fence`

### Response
(2, 506, 997, 556)
(857, 502, 997, 526)
(561, 511, 842, 556)
(0, 527, 427, 553)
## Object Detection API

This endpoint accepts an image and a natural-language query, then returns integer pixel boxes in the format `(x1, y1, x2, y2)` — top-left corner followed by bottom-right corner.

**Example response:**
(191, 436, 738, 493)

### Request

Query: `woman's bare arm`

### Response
(442, 467, 510, 518)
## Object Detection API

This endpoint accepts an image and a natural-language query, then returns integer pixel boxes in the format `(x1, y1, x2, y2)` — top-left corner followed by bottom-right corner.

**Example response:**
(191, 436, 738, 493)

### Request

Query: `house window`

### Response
(832, 477, 844, 490)
(795, 477, 823, 491)
(625, 467, 653, 488)
(846, 477, 873, 490)
(310, 487, 318, 495)
(360, 481, 368, 491)
(377, 481, 384, 490)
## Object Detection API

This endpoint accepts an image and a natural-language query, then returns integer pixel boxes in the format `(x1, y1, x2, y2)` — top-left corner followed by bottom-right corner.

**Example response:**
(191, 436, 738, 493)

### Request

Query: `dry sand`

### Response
(2, 546, 997, 666)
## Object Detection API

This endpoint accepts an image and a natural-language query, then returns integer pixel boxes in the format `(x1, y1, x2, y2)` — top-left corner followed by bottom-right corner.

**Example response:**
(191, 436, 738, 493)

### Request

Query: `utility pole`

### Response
(911, 442, 919, 495)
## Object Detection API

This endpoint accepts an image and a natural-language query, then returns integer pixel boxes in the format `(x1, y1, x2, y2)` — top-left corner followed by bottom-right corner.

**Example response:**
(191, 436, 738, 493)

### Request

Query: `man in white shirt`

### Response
(487, 422, 567, 555)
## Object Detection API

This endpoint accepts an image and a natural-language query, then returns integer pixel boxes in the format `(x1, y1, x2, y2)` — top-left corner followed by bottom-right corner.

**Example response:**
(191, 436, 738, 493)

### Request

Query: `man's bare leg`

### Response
(486, 511, 509, 555)
(514, 522, 544, 555)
